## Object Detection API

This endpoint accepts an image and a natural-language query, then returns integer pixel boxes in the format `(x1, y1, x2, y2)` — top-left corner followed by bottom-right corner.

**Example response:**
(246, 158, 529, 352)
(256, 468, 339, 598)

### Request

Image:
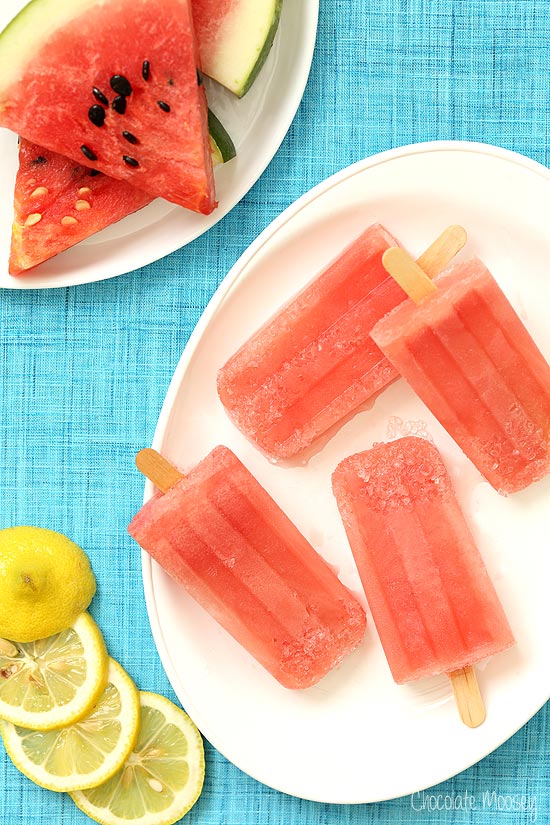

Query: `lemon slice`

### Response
(0, 612, 108, 730)
(71, 692, 205, 825)
(0, 658, 140, 792)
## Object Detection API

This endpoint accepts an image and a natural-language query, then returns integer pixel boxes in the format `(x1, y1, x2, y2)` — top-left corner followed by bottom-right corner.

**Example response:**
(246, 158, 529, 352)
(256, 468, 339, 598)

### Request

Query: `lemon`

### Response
(71, 692, 205, 825)
(0, 526, 96, 642)
(0, 612, 108, 730)
(0, 658, 140, 792)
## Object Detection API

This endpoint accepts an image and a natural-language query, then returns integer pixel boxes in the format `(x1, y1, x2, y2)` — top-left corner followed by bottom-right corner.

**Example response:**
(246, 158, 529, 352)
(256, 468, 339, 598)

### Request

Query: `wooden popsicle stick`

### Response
(416, 224, 467, 279)
(449, 666, 486, 728)
(383, 224, 468, 305)
(383, 247, 437, 304)
(136, 447, 182, 493)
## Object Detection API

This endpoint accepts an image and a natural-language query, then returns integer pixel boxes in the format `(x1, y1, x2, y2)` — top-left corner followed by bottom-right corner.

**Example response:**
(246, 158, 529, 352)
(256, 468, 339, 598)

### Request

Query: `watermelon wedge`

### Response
(192, 0, 282, 97)
(9, 139, 151, 276)
(0, 0, 216, 214)
(10, 113, 235, 275)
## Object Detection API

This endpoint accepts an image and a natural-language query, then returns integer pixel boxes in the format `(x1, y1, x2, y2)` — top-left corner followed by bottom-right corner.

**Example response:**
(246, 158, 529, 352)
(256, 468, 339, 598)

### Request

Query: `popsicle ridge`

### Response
(336, 441, 506, 677)
(332, 437, 515, 684)
(373, 257, 550, 493)
(217, 223, 405, 458)
(239, 276, 404, 432)
(220, 224, 400, 389)
(130, 445, 366, 688)
(404, 327, 542, 469)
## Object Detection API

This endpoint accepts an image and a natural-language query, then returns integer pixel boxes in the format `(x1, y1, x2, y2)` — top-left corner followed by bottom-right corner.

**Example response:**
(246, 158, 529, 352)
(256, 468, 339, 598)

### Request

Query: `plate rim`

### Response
(0, 0, 319, 289)
(140, 140, 550, 803)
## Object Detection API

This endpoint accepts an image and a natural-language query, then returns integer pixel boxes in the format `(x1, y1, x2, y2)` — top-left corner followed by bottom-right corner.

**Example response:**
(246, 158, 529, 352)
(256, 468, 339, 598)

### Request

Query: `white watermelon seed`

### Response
(24, 213, 42, 226)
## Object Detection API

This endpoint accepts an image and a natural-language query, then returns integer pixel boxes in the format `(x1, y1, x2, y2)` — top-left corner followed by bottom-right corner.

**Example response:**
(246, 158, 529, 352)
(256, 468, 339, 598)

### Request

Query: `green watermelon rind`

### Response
(208, 109, 236, 163)
(238, 0, 283, 97)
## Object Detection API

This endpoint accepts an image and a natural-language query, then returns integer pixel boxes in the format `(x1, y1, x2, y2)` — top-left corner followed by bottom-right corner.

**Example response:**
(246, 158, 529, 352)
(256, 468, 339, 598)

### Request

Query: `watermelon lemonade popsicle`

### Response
(217, 223, 467, 461)
(217, 223, 404, 460)
(373, 245, 550, 494)
(129, 447, 366, 689)
(333, 437, 515, 725)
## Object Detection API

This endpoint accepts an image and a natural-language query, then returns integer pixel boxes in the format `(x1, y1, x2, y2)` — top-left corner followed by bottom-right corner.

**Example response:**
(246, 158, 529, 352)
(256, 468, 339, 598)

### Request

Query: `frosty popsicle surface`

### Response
(332, 436, 515, 686)
(217, 223, 406, 460)
(373, 253, 550, 494)
(129, 447, 366, 690)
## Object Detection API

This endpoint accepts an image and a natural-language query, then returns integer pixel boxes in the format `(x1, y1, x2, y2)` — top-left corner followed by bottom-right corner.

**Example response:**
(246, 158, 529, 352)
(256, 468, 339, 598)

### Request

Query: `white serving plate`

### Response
(140, 142, 550, 803)
(0, 0, 318, 288)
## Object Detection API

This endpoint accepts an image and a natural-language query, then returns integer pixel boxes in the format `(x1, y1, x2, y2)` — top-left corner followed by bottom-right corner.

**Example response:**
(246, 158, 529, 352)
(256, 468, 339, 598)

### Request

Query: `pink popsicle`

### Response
(332, 437, 515, 685)
(129, 446, 366, 689)
(217, 223, 407, 460)
(372, 257, 550, 494)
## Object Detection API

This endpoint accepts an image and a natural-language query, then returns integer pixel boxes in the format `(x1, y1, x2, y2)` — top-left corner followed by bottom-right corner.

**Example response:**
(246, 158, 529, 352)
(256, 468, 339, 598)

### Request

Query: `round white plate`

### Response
(141, 142, 550, 803)
(0, 0, 318, 289)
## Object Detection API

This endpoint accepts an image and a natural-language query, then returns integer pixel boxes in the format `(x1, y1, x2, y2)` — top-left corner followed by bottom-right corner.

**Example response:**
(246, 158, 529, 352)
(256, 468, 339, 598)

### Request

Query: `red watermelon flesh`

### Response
(9, 138, 154, 275)
(192, 0, 237, 61)
(0, 0, 216, 214)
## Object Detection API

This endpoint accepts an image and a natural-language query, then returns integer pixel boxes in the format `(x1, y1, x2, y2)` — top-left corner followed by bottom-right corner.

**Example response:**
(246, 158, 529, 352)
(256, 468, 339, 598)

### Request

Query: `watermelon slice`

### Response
(9, 139, 152, 275)
(192, 0, 283, 97)
(0, 0, 216, 214)
(10, 113, 235, 275)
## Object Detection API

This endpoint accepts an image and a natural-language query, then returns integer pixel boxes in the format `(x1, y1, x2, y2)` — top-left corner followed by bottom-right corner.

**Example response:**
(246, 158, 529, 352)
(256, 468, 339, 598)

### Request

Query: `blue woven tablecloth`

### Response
(1, 1, 549, 823)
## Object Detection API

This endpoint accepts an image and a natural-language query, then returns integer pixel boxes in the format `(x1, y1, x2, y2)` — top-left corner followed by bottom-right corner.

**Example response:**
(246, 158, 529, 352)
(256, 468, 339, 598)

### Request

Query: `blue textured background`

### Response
(1, 0, 549, 823)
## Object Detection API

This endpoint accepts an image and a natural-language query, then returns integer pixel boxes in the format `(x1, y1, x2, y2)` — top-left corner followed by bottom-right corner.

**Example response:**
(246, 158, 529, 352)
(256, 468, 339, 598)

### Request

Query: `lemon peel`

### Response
(0, 526, 96, 642)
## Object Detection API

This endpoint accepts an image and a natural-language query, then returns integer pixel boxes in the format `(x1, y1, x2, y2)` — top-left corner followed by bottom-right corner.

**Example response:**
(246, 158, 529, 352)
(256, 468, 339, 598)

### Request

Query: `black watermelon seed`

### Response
(157, 100, 170, 112)
(32, 155, 47, 164)
(168, 78, 174, 86)
(112, 95, 127, 114)
(122, 130, 139, 145)
(123, 155, 139, 167)
(110, 74, 132, 96)
(88, 104, 106, 127)
(90, 169, 102, 177)
(92, 87, 109, 106)
(142, 60, 150, 81)
(196, 68, 203, 86)
(80, 145, 98, 161)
